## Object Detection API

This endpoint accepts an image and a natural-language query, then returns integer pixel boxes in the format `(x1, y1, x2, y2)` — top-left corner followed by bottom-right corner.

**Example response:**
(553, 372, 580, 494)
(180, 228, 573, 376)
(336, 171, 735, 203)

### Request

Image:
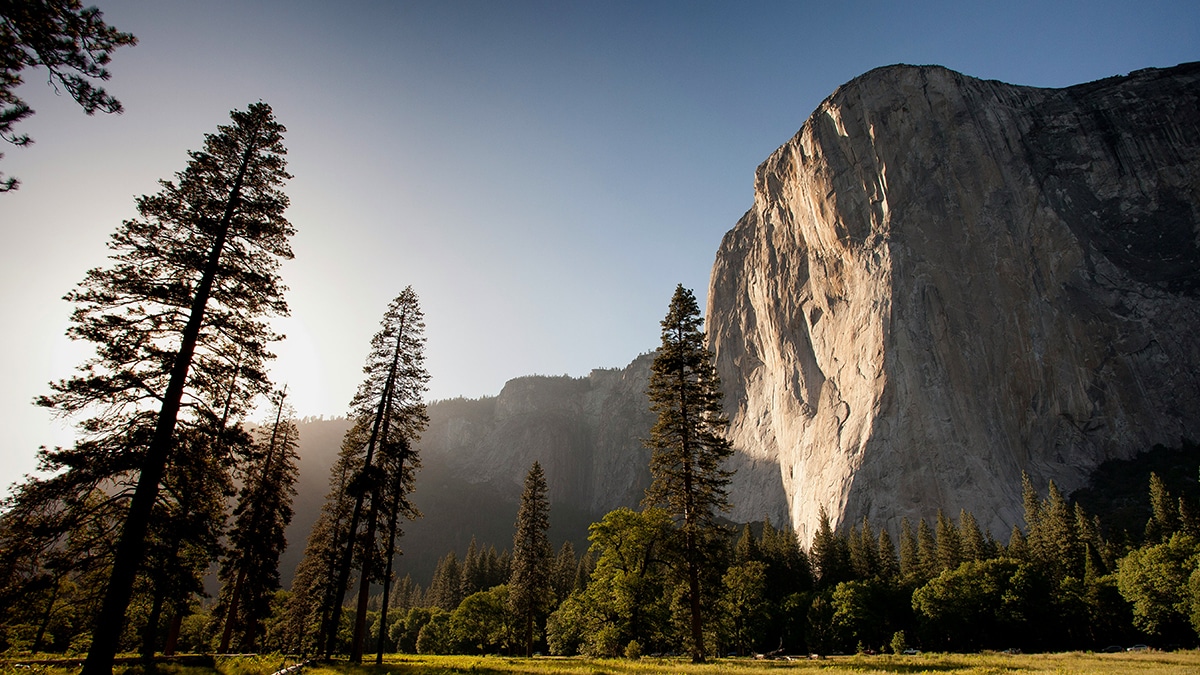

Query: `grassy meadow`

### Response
(9, 651, 1200, 675)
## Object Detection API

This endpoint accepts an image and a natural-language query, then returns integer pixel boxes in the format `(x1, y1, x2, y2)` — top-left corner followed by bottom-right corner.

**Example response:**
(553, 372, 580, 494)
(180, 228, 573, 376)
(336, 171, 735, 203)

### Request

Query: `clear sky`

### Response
(1, 0, 1197, 496)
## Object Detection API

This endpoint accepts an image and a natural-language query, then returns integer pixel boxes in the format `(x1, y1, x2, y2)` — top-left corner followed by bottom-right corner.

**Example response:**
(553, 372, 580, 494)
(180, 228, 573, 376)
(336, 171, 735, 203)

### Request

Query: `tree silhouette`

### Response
(0, 0, 136, 190)
(31, 102, 293, 675)
(320, 288, 429, 661)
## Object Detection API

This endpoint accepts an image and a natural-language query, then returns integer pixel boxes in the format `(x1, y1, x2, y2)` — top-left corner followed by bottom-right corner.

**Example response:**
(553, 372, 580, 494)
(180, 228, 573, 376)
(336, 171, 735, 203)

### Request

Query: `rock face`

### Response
(419, 354, 660, 516)
(708, 62, 1200, 543)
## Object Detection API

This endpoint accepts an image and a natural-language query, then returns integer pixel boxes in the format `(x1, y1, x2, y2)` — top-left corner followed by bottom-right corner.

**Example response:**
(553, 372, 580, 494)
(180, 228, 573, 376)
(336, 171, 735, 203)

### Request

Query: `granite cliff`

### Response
(419, 354, 659, 515)
(708, 62, 1200, 542)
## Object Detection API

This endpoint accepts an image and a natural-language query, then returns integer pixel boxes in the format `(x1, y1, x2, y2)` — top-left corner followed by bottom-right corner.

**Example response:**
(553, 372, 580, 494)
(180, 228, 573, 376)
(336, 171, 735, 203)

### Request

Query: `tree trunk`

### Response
(218, 566, 248, 652)
(163, 611, 183, 657)
(32, 578, 61, 654)
(375, 449, 406, 665)
(141, 586, 166, 668)
(349, 500, 380, 663)
(82, 131, 259, 675)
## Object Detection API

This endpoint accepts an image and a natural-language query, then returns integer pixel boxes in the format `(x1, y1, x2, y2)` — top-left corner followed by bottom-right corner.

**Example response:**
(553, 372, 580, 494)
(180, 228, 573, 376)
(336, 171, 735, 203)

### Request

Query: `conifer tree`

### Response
(0, 0, 137, 191)
(426, 552, 463, 611)
(735, 523, 760, 563)
(916, 519, 938, 582)
(898, 518, 919, 582)
(1043, 481, 1082, 580)
(550, 542, 578, 606)
(393, 574, 421, 614)
(935, 510, 962, 573)
(214, 389, 300, 652)
(1021, 472, 1046, 562)
(139, 428, 232, 660)
(849, 518, 879, 579)
(759, 520, 812, 594)
(643, 284, 733, 663)
(958, 510, 986, 562)
(460, 538, 483, 599)
(376, 431, 422, 664)
(29, 102, 292, 675)
(876, 529, 899, 581)
(1146, 472, 1179, 544)
(321, 288, 429, 660)
(510, 462, 552, 657)
(1007, 526, 1028, 561)
(811, 506, 849, 588)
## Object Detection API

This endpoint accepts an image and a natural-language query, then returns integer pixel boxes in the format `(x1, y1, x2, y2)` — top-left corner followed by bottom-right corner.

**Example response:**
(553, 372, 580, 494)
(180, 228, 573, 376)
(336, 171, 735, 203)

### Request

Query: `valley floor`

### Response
(7, 652, 1200, 675)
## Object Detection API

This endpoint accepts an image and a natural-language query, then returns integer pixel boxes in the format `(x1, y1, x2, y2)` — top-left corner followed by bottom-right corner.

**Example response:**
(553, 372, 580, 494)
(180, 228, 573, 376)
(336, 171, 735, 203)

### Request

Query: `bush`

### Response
(890, 630, 908, 655)
(624, 639, 642, 659)
(416, 609, 456, 655)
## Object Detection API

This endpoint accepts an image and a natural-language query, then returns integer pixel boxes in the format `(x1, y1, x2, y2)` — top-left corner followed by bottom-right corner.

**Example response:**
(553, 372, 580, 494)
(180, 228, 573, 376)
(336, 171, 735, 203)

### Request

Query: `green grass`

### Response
(300, 651, 1200, 675)
(0, 654, 294, 675)
(6, 651, 1200, 675)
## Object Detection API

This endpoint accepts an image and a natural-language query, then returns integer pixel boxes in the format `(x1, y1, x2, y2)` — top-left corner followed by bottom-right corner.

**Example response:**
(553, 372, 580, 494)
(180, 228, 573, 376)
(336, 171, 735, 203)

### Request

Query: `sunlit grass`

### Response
(5, 651, 1200, 675)
(302, 650, 1200, 675)
(0, 654, 294, 675)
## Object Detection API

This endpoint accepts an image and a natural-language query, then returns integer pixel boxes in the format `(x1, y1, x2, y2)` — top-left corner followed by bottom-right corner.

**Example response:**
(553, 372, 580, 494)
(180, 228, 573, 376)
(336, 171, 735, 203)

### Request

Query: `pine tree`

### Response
(426, 552, 463, 611)
(322, 288, 429, 660)
(139, 428, 232, 661)
(643, 285, 734, 663)
(735, 523, 760, 563)
(0, 0, 137, 191)
(215, 389, 300, 652)
(759, 520, 812, 596)
(811, 506, 849, 588)
(1021, 472, 1046, 562)
(460, 538, 483, 599)
(1007, 526, 1028, 561)
(916, 519, 938, 582)
(898, 518, 919, 582)
(510, 462, 552, 657)
(935, 510, 962, 573)
(958, 510, 986, 562)
(550, 541, 578, 606)
(1145, 472, 1178, 544)
(1043, 481, 1082, 580)
(393, 574, 421, 614)
(849, 517, 879, 579)
(876, 528, 899, 581)
(29, 102, 292, 675)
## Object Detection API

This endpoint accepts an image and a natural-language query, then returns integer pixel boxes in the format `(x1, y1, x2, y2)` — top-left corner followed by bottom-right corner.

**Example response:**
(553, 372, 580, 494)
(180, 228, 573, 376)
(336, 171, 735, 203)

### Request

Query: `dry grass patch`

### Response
(306, 651, 1200, 675)
(5, 651, 1199, 675)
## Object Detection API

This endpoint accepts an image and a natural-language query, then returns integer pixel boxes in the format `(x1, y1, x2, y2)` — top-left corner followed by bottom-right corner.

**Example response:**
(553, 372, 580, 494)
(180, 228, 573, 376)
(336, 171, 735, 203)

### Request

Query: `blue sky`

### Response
(1, 0, 1197, 495)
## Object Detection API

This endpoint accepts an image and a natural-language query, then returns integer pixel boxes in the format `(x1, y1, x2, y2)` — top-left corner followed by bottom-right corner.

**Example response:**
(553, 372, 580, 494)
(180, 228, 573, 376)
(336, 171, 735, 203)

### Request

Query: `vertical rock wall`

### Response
(709, 63, 1200, 542)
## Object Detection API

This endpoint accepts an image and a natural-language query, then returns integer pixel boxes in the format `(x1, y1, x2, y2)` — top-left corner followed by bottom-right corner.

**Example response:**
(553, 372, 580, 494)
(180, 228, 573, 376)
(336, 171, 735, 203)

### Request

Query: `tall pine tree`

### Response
(509, 461, 552, 657)
(31, 102, 292, 675)
(321, 288, 429, 660)
(643, 284, 733, 663)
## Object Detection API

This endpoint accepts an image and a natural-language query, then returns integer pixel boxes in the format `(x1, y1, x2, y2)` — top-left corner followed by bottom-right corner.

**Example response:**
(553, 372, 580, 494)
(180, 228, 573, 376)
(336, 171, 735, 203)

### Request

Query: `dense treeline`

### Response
(299, 468, 1200, 658)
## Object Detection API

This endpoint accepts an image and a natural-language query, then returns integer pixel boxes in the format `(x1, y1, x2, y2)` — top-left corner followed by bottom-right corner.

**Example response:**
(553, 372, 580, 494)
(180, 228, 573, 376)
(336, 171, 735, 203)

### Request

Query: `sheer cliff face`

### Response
(709, 63, 1200, 542)
(419, 354, 659, 516)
